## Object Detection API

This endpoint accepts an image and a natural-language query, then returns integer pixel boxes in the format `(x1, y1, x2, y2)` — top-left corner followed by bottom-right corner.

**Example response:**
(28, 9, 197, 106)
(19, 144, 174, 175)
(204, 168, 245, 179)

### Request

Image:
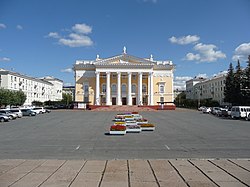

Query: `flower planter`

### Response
(140, 124, 155, 131)
(126, 125, 141, 133)
(125, 121, 137, 126)
(114, 122, 126, 125)
(109, 130, 126, 135)
(109, 125, 126, 135)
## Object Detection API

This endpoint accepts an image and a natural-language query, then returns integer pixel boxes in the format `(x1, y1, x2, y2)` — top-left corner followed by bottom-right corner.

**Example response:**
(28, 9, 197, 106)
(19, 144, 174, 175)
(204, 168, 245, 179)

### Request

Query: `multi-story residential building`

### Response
(186, 73, 227, 105)
(0, 69, 63, 106)
(73, 49, 174, 106)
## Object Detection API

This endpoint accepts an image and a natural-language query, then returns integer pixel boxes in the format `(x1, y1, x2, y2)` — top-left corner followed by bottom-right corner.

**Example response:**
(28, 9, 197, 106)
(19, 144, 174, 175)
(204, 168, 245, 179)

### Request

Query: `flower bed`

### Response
(114, 122, 126, 125)
(136, 118, 148, 124)
(126, 125, 141, 133)
(109, 125, 126, 135)
(140, 123, 155, 131)
(125, 121, 137, 126)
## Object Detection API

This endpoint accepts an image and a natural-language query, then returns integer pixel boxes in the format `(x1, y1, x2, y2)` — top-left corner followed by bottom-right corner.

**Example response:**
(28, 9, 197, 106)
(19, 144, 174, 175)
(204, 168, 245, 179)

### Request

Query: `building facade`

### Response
(73, 50, 174, 106)
(0, 69, 63, 106)
(186, 73, 227, 105)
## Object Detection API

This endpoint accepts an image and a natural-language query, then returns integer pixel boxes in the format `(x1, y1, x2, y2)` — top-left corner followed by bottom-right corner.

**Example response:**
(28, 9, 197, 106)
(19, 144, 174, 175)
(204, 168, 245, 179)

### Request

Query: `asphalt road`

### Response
(0, 109, 249, 160)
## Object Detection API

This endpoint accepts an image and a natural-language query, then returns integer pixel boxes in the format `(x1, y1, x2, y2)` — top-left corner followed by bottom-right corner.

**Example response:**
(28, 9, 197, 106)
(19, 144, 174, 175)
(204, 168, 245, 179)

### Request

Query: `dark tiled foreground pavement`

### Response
(0, 159, 250, 187)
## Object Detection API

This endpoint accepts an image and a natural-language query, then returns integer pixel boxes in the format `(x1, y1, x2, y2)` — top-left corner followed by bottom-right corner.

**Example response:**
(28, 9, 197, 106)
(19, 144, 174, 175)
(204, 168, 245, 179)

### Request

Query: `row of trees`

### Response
(31, 93, 73, 107)
(174, 92, 219, 109)
(224, 55, 250, 105)
(0, 89, 27, 107)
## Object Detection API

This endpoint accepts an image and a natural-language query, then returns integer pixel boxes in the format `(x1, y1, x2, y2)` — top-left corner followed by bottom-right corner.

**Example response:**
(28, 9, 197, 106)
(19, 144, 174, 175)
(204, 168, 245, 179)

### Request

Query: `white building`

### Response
(186, 73, 227, 105)
(0, 69, 63, 106)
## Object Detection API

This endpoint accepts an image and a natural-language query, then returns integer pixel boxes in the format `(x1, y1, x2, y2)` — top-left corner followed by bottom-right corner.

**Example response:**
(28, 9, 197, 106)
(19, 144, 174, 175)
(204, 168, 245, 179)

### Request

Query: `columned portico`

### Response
(74, 51, 174, 107)
(116, 72, 122, 105)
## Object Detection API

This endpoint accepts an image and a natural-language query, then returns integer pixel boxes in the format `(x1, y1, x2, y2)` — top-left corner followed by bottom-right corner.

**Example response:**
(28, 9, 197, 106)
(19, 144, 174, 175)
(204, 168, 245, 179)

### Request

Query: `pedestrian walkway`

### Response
(0, 159, 249, 187)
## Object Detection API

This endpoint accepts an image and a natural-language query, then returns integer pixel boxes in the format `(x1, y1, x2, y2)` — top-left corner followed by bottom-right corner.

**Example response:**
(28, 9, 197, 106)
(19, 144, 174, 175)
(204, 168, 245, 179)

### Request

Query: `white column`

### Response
(138, 72, 143, 105)
(117, 72, 122, 105)
(106, 72, 112, 105)
(95, 71, 100, 105)
(127, 72, 132, 105)
(148, 73, 150, 105)
(149, 72, 154, 105)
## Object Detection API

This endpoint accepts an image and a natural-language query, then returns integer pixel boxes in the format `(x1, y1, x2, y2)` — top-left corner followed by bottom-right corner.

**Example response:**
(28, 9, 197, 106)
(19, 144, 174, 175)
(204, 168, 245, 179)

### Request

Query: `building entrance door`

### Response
(122, 97, 127, 105)
(132, 98, 136, 105)
(112, 97, 116, 105)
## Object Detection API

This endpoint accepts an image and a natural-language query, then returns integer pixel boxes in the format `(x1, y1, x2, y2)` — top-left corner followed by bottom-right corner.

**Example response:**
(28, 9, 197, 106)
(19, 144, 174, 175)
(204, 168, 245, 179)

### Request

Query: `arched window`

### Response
(159, 85, 164, 93)
(111, 84, 117, 94)
(102, 84, 106, 93)
(132, 84, 136, 93)
(122, 84, 126, 94)
(142, 84, 147, 93)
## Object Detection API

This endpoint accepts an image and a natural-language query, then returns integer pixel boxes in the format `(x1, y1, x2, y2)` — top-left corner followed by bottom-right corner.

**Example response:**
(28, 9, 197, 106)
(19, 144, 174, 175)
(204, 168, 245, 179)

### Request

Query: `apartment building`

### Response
(186, 73, 227, 105)
(0, 69, 63, 106)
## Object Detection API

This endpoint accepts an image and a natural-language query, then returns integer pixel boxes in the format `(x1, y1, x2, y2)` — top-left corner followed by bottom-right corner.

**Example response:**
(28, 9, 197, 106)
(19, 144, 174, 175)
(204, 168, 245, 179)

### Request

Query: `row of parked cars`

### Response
(199, 106, 250, 120)
(0, 107, 51, 122)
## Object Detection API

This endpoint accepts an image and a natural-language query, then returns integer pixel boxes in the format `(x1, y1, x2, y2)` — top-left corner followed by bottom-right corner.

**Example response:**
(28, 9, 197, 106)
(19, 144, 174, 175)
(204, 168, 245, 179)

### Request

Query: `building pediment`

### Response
(94, 54, 154, 67)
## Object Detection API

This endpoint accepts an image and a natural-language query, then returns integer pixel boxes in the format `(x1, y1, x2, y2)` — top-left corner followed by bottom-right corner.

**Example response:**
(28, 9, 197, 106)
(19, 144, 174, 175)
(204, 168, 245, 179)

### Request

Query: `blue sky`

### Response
(0, 0, 250, 89)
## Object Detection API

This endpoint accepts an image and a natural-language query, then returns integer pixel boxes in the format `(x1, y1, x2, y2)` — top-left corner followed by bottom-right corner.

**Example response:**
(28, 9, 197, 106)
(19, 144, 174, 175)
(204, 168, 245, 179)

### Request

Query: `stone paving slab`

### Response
(0, 159, 249, 187)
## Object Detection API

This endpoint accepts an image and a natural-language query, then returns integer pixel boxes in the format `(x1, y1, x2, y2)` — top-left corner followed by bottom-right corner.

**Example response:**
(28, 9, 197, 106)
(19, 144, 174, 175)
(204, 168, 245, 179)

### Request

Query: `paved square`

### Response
(0, 109, 249, 159)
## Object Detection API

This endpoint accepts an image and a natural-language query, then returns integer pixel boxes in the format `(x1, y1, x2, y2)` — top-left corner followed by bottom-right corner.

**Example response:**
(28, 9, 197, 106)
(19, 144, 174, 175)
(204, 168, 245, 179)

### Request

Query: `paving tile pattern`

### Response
(0, 159, 249, 187)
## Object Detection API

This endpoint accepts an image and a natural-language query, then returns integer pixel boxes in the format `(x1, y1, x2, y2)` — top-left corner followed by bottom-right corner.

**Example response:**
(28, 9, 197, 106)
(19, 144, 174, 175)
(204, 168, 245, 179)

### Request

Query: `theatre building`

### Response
(73, 48, 174, 108)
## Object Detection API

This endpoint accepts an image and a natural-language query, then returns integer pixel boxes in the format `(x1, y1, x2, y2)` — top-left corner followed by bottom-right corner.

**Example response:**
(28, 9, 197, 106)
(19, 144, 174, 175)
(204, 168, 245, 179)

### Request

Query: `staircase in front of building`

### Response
(91, 105, 157, 112)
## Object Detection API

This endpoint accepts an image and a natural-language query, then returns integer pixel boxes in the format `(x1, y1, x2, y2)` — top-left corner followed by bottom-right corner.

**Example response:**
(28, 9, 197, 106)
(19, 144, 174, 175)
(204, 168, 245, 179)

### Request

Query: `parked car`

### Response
(0, 110, 17, 120)
(32, 107, 46, 114)
(9, 109, 23, 118)
(0, 115, 10, 122)
(211, 107, 220, 115)
(231, 106, 250, 119)
(21, 109, 36, 116)
(198, 106, 206, 111)
(217, 108, 228, 117)
(202, 107, 211, 114)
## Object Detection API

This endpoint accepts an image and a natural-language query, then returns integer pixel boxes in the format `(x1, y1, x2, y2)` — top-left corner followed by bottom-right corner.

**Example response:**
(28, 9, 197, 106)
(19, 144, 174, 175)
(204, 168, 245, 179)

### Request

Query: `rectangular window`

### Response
(160, 97, 164, 102)
(112, 74, 117, 79)
(132, 74, 136, 80)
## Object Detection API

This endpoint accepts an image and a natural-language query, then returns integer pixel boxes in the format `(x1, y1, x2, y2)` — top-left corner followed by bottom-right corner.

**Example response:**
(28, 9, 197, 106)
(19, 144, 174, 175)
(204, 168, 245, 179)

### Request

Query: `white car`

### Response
(32, 107, 46, 114)
(202, 107, 211, 114)
(9, 109, 23, 118)
(0, 115, 10, 122)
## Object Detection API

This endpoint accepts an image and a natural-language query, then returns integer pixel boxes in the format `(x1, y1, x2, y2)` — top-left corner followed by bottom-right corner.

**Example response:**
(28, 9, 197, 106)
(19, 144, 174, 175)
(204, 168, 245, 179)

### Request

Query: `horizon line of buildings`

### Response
(0, 68, 63, 106)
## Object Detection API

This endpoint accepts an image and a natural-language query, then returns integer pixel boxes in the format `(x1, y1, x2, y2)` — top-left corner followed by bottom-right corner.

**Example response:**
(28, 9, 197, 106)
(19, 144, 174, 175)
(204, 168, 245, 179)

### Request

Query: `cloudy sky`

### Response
(0, 0, 249, 89)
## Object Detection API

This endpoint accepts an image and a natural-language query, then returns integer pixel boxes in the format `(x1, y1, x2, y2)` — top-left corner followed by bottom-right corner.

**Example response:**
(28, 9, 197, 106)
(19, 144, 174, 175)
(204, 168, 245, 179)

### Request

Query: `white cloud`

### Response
(184, 53, 201, 61)
(61, 68, 73, 73)
(0, 23, 6, 29)
(59, 34, 93, 47)
(196, 73, 208, 78)
(212, 71, 227, 77)
(0, 57, 11, 62)
(232, 43, 250, 61)
(184, 43, 226, 62)
(47, 23, 93, 47)
(72, 23, 92, 34)
(143, 0, 157, 3)
(174, 76, 193, 90)
(64, 82, 74, 86)
(169, 35, 200, 45)
(16, 25, 23, 30)
(47, 32, 61, 39)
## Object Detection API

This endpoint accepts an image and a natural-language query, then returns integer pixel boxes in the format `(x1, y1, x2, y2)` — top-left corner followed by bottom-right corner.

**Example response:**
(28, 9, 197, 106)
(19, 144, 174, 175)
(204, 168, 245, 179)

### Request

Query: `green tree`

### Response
(243, 55, 250, 105)
(234, 60, 244, 105)
(224, 63, 235, 104)
(61, 93, 73, 106)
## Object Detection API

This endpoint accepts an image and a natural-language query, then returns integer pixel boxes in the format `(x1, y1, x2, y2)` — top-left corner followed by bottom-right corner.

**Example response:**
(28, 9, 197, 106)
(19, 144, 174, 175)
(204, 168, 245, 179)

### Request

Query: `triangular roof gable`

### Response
(94, 54, 154, 65)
